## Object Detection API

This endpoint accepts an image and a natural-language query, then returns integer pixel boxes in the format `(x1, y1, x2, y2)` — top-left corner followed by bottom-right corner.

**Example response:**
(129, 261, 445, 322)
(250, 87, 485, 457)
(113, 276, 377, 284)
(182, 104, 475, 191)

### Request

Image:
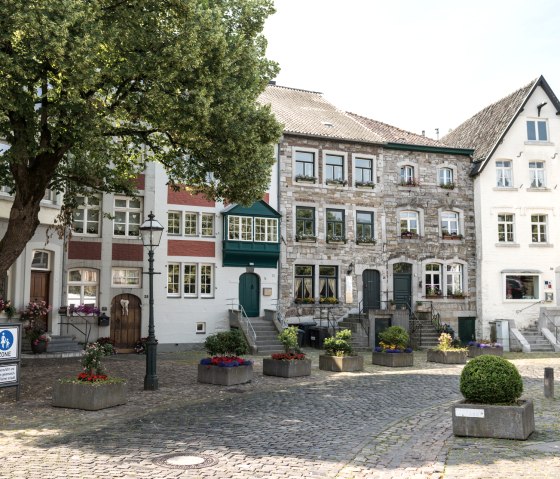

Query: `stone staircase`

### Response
(411, 315, 440, 349)
(338, 313, 370, 351)
(519, 324, 555, 352)
(22, 334, 83, 358)
(249, 317, 285, 355)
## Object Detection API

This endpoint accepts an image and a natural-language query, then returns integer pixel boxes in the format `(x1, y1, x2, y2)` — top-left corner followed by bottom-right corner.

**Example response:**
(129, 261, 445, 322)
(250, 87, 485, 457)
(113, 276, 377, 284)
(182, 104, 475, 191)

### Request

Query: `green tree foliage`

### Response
(278, 326, 300, 354)
(378, 326, 409, 350)
(0, 0, 282, 276)
(323, 329, 354, 357)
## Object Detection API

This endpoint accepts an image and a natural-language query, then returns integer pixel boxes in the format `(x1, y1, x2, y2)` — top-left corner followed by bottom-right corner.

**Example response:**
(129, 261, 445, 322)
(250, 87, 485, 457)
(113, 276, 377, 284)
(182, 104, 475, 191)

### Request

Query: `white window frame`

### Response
(531, 214, 548, 243)
(529, 161, 545, 188)
(441, 211, 459, 236)
(113, 196, 142, 237)
(167, 263, 180, 297)
(73, 195, 101, 236)
(505, 274, 540, 300)
(200, 264, 214, 297)
(201, 213, 215, 237)
(167, 211, 181, 236)
(167, 262, 215, 298)
(400, 210, 419, 235)
(438, 167, 454, 186)
(497, 214, 515, 243)
(400, 165, 415, 185)
(111, 268, 141, 288)
(228, 215, 253, 241)
(31, 250, 50, 271)
(425, 263, 442, 296)
(67, 268, 99, 307)
(254, 217, 278, 243)
(183, 263, 197, 297)
(184, 212, 198, 236)
(446, 264, 463, 296)
(527, 119, 548, 142)
(496, 160, 513, 188)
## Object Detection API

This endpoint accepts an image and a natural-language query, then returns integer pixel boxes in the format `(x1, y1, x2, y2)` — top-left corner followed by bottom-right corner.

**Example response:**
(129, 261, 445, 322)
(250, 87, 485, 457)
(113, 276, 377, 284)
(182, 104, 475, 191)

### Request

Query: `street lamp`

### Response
(139, 211, 164, 390)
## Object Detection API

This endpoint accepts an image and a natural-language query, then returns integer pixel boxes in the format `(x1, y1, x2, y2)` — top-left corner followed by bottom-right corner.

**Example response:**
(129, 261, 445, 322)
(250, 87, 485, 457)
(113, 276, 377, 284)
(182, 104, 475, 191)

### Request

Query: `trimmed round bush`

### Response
(378, 326, 409, 350)
(460, 355, 523, 404)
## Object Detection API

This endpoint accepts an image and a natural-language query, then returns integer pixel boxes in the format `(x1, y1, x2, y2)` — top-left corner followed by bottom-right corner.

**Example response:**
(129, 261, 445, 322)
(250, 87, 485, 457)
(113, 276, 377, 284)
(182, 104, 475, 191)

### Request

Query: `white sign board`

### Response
(0, 364, 18, 385)
(455, 408, 485, 418)
(0, 326, 19, 362)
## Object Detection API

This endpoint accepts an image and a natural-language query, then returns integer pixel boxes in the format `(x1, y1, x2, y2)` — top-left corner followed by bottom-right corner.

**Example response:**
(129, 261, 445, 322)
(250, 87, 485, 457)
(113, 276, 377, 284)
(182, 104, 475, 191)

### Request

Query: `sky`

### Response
(263, 0, 560, 139)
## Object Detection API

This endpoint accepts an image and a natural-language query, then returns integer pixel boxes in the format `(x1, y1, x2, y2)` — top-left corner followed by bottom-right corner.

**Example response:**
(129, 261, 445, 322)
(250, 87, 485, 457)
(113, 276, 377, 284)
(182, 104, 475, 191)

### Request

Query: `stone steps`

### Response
(247, 318, 284, 355)
(520, 327, 554, 352)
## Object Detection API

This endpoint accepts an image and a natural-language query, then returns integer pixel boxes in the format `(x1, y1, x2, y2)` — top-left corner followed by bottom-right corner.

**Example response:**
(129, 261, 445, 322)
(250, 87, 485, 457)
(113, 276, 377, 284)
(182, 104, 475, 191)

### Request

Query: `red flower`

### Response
(77, 372, 108, 382)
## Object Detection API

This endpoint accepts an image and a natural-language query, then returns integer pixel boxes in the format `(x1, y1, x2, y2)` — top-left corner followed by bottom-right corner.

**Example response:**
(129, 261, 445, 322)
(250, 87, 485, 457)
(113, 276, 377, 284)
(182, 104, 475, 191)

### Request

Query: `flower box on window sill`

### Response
(439, 183, 455, 190)
(295, 175, 317, 184)
(356, 238, 377, 245)
(442, 234, 463, 240)
(319, 297, 339, 305)
(325, 179, 348, 186)
(326, 236, 347, 244)
(296, 235, 317, 243)
(400, 232, 419, 239)
(449, 294, 466, 299)
(399, 180, 419, 187)
(294, 298, 316, 305)
(355, 181, 375, 189)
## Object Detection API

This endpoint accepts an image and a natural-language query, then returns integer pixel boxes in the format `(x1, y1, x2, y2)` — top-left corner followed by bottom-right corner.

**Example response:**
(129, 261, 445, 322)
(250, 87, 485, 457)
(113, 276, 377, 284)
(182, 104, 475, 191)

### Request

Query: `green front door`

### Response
(458, 317, 476, 345)
(393, 263, 412, 308)
(239, 273, 260, 317)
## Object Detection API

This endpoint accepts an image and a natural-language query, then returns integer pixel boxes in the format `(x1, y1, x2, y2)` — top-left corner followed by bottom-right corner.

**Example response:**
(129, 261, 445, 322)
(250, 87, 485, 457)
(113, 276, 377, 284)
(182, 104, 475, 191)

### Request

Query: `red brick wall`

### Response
(263, 192, 270, 204)
(68, 241, 102, 260)
(167, 186, 215, 207)
(168, 239, 215, 257)
(134, 174, 145, 190)
(112, 243, 144, 261)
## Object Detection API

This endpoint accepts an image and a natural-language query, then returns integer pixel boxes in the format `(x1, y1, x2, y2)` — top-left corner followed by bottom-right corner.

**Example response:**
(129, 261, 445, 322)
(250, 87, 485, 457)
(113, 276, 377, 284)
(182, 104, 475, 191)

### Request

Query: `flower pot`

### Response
(31, 340, 48, 354)
(197, 363, 253, 386)
(427, 349, 467, 364)
(452, 399, 535, 440)
(318, 354, 363, 372)
(263, 358, 311, 378)
(52, 380, 127, 411)
(372, 351, 413, 367)
(467, 346, 503, 358)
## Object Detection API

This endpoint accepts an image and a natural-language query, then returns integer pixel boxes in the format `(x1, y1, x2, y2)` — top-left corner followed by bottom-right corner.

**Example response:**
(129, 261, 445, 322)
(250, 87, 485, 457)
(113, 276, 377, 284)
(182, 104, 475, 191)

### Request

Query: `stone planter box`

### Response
(197, 364, 253, 386)
(372, 351, 413, 367)
(468, 346, 504, 358)
(263, 358, 311, 378)
(427, 349, 467, 364)
(319, 354, 363, 372)
(52, 381, 127, 411)
(452, 399, 535, 440)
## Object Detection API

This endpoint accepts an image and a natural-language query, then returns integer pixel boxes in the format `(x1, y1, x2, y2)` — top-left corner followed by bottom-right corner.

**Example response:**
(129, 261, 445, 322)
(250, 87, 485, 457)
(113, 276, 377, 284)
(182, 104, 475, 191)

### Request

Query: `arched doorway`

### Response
(362, 269, 381, 310)
(239, 273, 260, 317)
(110, 294, 142, 350)
(393, 262, 412, 308)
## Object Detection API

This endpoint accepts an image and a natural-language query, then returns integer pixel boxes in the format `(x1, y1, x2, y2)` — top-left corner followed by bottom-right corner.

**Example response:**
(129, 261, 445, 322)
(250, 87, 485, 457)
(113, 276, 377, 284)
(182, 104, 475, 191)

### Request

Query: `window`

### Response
(400, 165, 415, 185)
(325, 154, 344, 182)
(531, 214, 547, 243)
(400, 211, 419, 235)
(168, 211, 181, 235)
(295, 151, 315, 178)
(201, 213, 215, 237)
(506, 275, 538, 299)
(200, 264, 214, 297)
(295, 265, 314, 300)
(496, 161, 512, 187)
(167, 264, 180, 296)
(228, 216, 253, 241)
(527, 120, 548, 142)
(529, 161, 545, 188)
(196, 322, 206, 334)
(326, 209, 345, 241)
(255, 217, 278, 242)
(31, 250, 50, 270)
(438, 168, 454, 186)
(113, 197, 142, 237)
(73, 196, 100, 235)
(498, 214, 515, 243)
(354, 157, 373, 185)
(356, 211, 374, 242)
(42, 189, 56, 203)
(184, 212, 197, 236)
(319, 266, 337, 300)
(441, 211, 459, 236)
(296, 207, 315, 239)
(446, 264, 463, 296)
(67, 268, 98, 307)
(425, 264, 442, 296)
(183, 264, 197, 296)
(112, 268, 141, 288)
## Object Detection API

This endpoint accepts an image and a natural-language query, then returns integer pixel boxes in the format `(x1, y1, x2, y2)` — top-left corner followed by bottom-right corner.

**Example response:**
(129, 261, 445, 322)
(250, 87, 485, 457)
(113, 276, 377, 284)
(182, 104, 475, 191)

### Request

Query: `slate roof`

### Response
(442, 75, 560, 175)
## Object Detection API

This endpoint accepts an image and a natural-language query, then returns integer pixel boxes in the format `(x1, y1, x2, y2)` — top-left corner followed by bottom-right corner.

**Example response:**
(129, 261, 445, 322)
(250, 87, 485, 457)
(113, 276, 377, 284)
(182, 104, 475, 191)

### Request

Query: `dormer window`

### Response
(527, 119, 548, 142)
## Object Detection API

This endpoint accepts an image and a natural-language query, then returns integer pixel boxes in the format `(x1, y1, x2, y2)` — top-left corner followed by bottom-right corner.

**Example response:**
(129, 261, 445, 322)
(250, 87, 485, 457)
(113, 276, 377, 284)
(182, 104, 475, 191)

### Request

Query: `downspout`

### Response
(276, 140, 282, 313)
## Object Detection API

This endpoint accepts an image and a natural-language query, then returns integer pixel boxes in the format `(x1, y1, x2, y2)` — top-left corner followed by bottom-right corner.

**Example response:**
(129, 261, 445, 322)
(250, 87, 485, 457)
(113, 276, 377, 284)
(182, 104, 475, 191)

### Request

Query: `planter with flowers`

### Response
(24, 321, 51, 354)
(263, 326, 311, 378)
(0, 298, 17, 320)
(467, 340, 503, 358)
(452, 355, 534, 440)
(198, 329, 253, 385)
(52, 341, 126, 410)
(319, 329, 363, 372)
(372, 326, 413, 367)
(427, 332, 468, 364)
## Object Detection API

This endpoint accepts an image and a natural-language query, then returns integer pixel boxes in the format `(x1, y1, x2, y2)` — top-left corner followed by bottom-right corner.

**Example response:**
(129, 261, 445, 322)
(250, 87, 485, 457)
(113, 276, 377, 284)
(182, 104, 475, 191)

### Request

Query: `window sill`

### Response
(524, 141, 554, 146)
(495, 242, 520, 247)
(526, 187, 550, 192)
(529, 243, 553, 248)
(493, 187, 518, 191)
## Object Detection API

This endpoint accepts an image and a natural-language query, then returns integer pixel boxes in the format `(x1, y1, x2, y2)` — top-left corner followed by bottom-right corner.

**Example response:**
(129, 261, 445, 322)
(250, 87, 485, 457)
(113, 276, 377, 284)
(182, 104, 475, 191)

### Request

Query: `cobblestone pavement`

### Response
(0, 350, 559, 478)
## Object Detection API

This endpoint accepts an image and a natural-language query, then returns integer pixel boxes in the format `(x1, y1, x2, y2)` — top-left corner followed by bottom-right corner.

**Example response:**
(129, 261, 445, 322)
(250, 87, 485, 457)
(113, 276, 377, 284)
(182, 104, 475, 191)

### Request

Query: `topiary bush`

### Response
(278, 326, 300, 354)
(204, 329, 249, 357)
(323, 329, 353, 357)
(378, 326, 409, 350)
(460, 355, 523, 404)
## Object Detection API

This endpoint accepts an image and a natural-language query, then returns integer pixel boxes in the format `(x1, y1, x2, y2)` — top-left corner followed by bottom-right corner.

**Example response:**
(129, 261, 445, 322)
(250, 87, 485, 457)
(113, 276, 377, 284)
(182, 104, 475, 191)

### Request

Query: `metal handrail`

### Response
(227, 299, 257, 347)
(542, 310, 560, 342)
(515, 300, 544, 314)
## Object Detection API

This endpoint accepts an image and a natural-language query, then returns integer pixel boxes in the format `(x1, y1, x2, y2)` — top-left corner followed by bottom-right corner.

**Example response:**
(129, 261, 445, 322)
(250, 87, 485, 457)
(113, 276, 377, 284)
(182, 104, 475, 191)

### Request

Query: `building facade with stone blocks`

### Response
(443, 75, 560, 336)
(260, 85, 477, 337)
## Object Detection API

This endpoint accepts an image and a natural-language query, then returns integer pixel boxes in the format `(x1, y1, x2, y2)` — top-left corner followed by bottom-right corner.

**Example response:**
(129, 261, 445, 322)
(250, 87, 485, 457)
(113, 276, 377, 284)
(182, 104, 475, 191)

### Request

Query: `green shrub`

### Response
(460, 355, 523, 404)
(204, 329, 249, 357)
(323, 329, 353, 357)
(378, 326, 409, 350)
(278, 326, 300, 354)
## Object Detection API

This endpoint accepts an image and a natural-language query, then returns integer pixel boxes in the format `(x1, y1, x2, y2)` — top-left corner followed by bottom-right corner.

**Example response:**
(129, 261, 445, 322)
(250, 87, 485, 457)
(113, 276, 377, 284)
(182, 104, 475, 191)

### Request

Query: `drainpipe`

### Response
(276, 140, 282, 313)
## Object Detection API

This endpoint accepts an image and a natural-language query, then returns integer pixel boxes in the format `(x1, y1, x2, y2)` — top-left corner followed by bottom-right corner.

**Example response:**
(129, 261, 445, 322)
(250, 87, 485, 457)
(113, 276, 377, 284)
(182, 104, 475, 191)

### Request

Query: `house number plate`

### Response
(455, 408, 485, 418)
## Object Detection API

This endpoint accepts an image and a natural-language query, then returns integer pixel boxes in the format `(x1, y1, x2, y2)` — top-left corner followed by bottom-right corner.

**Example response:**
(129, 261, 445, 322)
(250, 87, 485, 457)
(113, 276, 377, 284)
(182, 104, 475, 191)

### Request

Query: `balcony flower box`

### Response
(295, 175, 317, 184)
(296, 234, 317, 243)
(399, 180, 418, 187)
(400, 231, 419, 239)
(325, 179, 347, 186)
(439, 182, 455, 190)
(356, 237, 376, 245)
(355, 181, 375, 189)
(326, 235, 347, 244)
(442, 233, 463, 240)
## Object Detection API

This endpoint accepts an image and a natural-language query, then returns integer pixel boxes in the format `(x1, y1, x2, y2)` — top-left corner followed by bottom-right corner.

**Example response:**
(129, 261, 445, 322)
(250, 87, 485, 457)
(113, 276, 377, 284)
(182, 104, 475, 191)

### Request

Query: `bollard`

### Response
(544, 367, 554, 398)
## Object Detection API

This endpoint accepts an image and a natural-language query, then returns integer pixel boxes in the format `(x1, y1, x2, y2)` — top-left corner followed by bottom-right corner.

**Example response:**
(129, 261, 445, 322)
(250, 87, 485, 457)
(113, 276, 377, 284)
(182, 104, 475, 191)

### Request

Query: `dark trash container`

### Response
(310, 327, 330, 349)
(297, 322, 317, 347)
(297, 329, 305, 347)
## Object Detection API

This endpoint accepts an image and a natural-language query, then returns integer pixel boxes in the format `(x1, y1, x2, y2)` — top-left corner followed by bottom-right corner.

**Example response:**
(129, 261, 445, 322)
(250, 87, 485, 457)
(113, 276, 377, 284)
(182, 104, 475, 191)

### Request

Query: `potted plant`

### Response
(197, 329, 253, 385)
(452, 355, 534, 440)
(372, 326, 413, 367)
(0, 298, 17, 320)
(263, 326, 311, 378)
(319, 329, 363, 372)
(427, 332, 468, 364)
(52, 341, 126, 410)
(426, 287, 442, 298)
(319, 296, 339, 305)
(467, 340, 503, 358)
(24, 321, 51, 354)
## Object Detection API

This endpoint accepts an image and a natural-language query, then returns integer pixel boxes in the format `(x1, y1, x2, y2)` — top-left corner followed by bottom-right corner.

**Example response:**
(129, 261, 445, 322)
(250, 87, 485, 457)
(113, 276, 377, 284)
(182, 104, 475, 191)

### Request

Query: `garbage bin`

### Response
(310, 327, 330, 349)
(297, 329, 305, 347)
(297, 322, 317, 347)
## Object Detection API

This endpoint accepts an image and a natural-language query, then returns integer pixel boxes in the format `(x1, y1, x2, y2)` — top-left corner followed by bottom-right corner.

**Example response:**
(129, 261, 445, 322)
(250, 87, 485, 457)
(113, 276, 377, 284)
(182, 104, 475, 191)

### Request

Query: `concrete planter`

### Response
(427, 349, 468, 364)
(52, 381, 127, 411)
(372, 351, 413, 367)
(452, 399, 535, 440)
(319, 354, 363, 372)
(197, 364, 253, 386)
(263, 358, 312, 378)
(468, 346, 504, 358)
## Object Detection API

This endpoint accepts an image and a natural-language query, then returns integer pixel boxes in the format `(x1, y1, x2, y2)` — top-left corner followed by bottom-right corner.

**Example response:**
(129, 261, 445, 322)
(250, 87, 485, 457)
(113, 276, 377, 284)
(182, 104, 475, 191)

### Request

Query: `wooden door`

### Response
(30, 271, 50, 330)
(110, 294, 142, 350)
(362, 269, 381, 311)
(239, 273, 260, 317)
(393, 263, 412, 309)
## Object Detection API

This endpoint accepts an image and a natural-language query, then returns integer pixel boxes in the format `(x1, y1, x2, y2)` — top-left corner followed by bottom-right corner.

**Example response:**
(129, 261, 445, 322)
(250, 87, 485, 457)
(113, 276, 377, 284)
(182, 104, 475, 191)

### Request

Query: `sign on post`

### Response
(0, 323, 22, 400)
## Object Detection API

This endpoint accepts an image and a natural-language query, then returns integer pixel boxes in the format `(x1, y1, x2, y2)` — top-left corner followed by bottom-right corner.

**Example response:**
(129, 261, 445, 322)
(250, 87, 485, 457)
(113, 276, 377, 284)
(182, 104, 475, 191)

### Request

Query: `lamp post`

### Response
(139, 211, 164, 390)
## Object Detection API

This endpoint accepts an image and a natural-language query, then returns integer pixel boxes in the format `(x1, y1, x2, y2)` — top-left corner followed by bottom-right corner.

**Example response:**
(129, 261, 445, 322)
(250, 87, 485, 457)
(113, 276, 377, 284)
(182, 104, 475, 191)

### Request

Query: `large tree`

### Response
(0, 0, 281, 277)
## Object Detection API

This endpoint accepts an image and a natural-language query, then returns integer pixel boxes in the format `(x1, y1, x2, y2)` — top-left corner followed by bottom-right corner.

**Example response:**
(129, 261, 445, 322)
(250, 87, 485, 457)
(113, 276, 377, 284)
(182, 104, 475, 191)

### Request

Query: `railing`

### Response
(542, 310, 560, 342)
(357, 299, 370, 341)
(227, 299, 257, 349)
(407, 301, 422, 347)
(515, 300, 544, 314)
